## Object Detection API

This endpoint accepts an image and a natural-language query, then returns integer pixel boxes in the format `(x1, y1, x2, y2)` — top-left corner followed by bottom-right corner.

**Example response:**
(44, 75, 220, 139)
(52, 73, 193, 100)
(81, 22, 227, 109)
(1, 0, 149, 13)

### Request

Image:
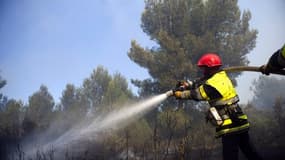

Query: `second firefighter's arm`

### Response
(261, 44, 285, 75)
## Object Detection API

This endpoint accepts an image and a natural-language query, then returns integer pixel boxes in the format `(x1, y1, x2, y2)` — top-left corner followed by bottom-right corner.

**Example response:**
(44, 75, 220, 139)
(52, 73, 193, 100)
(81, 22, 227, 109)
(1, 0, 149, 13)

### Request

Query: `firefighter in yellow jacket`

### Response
(261, 44, 285, 75)
(173, 53, 263, 160)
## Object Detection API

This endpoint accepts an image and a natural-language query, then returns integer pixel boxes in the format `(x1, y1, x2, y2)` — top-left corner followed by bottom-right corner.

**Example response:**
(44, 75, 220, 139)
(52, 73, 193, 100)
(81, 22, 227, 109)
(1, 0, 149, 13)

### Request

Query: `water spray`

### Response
(25, 92, 171, 158)
(84, 93, 170, 132)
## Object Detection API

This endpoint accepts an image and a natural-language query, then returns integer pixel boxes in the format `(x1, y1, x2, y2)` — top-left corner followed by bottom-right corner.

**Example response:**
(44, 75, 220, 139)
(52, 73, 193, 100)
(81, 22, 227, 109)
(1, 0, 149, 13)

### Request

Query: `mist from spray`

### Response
(25, 93, 169, 158)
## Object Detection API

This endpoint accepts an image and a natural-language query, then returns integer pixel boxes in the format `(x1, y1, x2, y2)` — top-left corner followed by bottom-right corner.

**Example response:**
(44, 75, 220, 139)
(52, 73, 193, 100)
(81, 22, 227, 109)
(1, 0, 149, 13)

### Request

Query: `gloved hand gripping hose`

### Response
(165, 80, 193, 98)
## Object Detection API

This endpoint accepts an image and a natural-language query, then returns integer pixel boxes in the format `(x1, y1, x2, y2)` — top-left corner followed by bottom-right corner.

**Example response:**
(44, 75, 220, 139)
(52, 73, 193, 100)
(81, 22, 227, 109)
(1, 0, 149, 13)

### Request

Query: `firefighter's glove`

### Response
(259, 65, 271, 75)
(175, 80, 193, 91)
(259, 64, 280, 76)
(174, 91, 182, 99)
(174, 91, 191, 99)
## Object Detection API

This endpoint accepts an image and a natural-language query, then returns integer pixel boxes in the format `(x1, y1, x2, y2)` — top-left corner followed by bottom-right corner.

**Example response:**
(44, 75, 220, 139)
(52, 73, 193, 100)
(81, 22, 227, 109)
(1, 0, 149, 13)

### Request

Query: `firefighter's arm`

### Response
(172, 80, 194, 99)
(260, 44, 285, 75)
(173, 84, 222, 100)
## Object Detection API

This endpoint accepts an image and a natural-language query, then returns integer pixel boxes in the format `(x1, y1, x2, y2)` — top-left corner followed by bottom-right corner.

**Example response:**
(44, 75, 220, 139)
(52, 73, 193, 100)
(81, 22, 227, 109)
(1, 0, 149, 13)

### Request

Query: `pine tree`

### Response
(128, 0, 257, 95)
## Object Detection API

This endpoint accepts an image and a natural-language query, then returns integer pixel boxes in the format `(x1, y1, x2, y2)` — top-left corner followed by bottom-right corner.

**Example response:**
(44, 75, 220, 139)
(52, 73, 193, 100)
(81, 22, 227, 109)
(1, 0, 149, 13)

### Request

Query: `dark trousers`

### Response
(222, 131, 263, 160)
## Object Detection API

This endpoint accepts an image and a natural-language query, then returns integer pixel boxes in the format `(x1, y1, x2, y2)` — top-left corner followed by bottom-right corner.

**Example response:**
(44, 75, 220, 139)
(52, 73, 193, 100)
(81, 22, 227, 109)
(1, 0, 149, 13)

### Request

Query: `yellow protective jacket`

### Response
(194, 71, 250, 137)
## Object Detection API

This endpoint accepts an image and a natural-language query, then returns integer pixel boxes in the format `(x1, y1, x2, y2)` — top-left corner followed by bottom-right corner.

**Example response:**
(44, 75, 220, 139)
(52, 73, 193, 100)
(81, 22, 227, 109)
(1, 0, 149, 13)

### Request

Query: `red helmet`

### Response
(197, 53, 222, 67)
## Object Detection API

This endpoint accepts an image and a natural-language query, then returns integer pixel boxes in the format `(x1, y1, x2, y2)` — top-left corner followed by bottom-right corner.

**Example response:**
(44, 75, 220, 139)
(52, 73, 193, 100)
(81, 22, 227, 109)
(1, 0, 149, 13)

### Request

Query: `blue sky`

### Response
(0, 0, 284, 104)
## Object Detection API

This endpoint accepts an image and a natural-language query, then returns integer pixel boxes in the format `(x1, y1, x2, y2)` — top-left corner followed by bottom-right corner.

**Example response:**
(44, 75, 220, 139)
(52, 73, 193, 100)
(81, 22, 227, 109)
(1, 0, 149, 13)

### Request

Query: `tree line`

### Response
(1, 69, 285, 160)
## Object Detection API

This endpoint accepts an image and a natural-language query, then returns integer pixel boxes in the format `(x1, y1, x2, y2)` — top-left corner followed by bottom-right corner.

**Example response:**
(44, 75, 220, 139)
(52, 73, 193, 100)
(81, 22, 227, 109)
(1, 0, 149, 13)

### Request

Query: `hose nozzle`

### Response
(165, 90, 174, 97)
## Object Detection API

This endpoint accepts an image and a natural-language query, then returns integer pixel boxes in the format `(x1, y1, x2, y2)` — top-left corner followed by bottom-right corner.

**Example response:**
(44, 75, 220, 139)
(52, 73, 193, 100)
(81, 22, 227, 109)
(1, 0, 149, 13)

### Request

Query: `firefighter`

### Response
(173, 53, 263, 160)
(260, 44, 285, 75)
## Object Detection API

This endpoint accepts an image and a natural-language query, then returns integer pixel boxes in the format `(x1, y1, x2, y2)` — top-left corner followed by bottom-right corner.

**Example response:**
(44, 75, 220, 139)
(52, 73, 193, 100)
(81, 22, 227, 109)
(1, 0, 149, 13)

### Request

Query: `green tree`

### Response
(61, 84, 77, 111)
(0, 75, 7, 111)
(61, 84, 88, 115)
(82, 66, 111, 114)
(0, 100, 23, 137)
(128, 0, 257, 94)
(0, 76, 23, 159)
(82, 66, 134, 115)
(103, 73, 133, 112)
(0, 75, 23, 138)
(59, 84, 89, 127)
(25, 85, 55, 131)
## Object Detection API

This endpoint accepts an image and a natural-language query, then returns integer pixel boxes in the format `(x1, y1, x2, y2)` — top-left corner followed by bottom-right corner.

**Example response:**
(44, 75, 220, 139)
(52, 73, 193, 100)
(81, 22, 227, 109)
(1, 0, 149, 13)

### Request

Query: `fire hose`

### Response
(223, 66, 285, 76)
(165, 65, 285, 97)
